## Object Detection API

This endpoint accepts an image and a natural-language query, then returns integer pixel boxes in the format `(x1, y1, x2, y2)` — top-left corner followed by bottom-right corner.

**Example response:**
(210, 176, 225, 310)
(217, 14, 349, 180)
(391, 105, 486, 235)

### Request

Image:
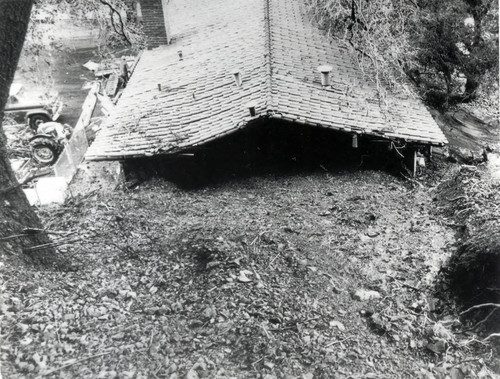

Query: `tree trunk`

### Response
(0, 0, 58, 264)
(463, 75, 480, 101)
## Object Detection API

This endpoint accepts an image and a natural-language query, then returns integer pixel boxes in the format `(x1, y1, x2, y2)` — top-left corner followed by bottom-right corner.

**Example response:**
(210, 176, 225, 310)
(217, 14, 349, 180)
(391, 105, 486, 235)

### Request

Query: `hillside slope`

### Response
(2, 169, 498, 378)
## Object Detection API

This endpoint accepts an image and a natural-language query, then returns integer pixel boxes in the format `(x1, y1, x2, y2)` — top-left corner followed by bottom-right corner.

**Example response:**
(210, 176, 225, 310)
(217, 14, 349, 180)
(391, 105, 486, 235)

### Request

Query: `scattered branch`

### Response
(0, 228, 72, 242)
(460, 303, 500, 316)
(39, 351, 112, 377)
(22, 237, 80, 253)
(0, 172, 39, 196)
(447, 195, 467, 202)
(324, 336, 353, 347)
(468, 307, 499, 331)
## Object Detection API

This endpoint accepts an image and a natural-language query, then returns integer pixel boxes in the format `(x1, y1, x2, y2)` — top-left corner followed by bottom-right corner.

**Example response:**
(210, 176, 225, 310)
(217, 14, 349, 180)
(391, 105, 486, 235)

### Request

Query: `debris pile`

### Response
(2, 170, 498, 377)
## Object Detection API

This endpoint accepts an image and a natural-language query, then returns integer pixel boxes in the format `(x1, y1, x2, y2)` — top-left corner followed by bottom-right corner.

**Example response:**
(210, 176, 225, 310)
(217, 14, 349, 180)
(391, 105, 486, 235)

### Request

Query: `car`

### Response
(29, 122, 73, 165)
(4, 83, 64, 131)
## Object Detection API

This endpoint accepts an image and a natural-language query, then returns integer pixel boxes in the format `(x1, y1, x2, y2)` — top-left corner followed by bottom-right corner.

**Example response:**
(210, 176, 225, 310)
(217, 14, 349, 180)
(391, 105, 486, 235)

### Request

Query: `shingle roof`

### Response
(86, 0, 447, 161)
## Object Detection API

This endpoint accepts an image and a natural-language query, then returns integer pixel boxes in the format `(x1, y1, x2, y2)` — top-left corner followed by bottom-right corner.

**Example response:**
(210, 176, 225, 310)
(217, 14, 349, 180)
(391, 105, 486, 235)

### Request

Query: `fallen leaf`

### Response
(237, 271, 252, 283)
(329, 320, 346, 331)
(20, 337, 33, 346)
(353, 289, 381, 301)
(449, 367, 465, 379)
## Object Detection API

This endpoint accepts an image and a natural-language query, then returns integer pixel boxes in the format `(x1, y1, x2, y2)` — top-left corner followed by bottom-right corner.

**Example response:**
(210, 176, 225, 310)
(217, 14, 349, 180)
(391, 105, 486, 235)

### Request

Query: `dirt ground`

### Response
(1, 161, 499, 378)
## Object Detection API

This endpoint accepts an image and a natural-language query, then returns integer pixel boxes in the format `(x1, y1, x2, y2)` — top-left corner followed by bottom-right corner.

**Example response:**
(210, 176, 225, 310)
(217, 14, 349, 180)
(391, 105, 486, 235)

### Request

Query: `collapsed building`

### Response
(86, 0, 447, 178)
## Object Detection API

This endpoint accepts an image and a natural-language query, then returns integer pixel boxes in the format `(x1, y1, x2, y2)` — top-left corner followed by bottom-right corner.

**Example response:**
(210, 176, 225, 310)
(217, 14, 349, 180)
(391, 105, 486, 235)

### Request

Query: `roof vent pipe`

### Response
(177, 50, 183, 60)
(247, 103, 257, 117)
(232, 70, 242, 87)
(158, 83, 162, 91)
(352, 134, 358, 148)
(317, 64, 333, 86)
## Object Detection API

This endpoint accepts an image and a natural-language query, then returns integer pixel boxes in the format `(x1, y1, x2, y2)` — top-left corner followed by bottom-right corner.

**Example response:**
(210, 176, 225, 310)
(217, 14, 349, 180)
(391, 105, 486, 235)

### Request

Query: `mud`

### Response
(431, 108, 499, 152)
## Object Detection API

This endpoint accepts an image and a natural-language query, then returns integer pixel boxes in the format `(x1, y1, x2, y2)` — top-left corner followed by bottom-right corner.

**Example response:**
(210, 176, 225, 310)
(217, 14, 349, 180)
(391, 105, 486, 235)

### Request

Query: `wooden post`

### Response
(412, 149, 417, 177)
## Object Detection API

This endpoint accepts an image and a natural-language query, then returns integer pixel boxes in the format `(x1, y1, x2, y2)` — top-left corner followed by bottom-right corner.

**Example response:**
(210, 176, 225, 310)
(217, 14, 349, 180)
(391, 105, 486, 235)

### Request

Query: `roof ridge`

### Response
(263, 0, 274, 114)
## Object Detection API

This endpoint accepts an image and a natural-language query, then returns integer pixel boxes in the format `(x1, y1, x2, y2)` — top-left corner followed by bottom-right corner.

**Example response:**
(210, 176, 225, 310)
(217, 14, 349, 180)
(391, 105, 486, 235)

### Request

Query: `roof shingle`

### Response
(86, 0, 447, 161)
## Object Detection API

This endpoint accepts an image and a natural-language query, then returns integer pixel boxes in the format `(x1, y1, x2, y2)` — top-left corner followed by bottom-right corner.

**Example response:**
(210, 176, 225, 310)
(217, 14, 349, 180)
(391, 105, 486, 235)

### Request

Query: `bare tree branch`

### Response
(98, 0, 132, 46)
(460, 303, 500, 315)
(484, 333, 500, 342)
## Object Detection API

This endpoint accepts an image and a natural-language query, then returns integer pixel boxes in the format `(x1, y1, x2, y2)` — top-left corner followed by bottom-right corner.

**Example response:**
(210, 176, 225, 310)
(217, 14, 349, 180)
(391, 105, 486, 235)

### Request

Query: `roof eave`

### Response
(86, 111, 447, 161)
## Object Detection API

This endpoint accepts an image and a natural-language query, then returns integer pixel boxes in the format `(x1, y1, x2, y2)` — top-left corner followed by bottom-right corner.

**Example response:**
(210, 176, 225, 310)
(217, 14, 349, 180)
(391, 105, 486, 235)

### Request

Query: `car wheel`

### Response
(30, 137, 60, 165)
(29, 114, 50, 131)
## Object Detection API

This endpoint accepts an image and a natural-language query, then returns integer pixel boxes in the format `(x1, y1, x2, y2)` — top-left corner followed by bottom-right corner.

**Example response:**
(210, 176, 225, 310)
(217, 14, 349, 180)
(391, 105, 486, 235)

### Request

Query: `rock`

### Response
(167, 363, 178, 374)
(425, 339, 446, 354)
(206, 261, 221, 269)
(111, 332, 124, 340)
(237, 270, 252, 283)
(192, 357, 207, 371)
(449, 147, 486, 164)
(298, 259, 308, 266)
(353, 289, 381, 301)
(189, 319, 204, 328)
(145, 306, 160, 315)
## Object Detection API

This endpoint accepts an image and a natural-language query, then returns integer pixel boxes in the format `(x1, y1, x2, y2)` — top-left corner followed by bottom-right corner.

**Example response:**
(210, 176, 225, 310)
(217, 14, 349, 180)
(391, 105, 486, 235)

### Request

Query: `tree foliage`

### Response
(308, 0, 499, 109)
(19, 0, 145, 91)
(26, 0, 145, 54)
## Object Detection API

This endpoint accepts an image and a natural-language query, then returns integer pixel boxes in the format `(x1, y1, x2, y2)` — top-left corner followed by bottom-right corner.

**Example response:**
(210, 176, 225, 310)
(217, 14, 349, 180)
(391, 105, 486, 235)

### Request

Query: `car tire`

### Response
(30, 137, 60, 165)
(29, 114, 50, 131)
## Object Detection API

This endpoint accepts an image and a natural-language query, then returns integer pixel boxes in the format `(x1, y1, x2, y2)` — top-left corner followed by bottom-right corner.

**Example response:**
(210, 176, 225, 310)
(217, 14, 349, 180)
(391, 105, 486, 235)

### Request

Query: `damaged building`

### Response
(85, 0, 447, 182)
